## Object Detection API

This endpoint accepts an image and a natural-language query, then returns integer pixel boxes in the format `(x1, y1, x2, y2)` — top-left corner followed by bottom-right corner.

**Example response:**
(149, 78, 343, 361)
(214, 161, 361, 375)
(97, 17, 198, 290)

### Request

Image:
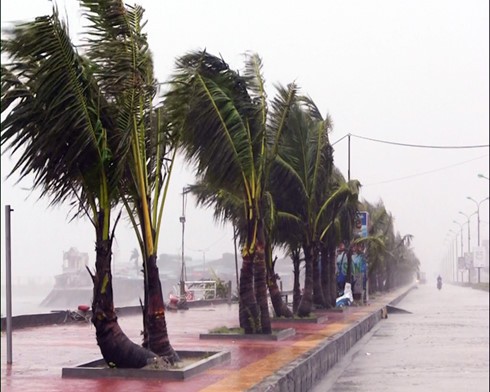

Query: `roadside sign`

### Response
(457, 256, 465, 270)
(354, 211, 369, 238)
(473, 247, 487, 268)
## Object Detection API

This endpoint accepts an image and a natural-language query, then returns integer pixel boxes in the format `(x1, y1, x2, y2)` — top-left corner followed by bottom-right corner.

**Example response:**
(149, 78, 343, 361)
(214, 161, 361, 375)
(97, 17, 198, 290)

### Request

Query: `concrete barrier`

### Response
(0, 298, 237, 331)
(0, 311, 87, 331)
(248, 284, 416, 392)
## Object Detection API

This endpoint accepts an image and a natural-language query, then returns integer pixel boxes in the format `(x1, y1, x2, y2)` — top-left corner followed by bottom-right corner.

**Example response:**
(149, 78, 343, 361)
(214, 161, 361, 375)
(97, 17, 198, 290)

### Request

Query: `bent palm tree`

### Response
(271, 96, 361, 316)
(1, 2, 169, 367)
(165, 51, 297, 333)
(80, 1, 179, 361)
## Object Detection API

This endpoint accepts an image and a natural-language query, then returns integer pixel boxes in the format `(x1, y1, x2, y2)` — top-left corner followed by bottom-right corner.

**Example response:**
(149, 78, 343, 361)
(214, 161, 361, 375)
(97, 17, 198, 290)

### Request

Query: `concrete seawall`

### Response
(0, 298, 232, 331)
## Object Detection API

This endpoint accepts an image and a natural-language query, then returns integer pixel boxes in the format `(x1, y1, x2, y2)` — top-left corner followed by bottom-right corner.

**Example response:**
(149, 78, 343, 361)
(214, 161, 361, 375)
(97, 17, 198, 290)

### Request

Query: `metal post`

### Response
(467, 196, 489, 247)
(347, 133, 351, 182)
(5, 205, 13, 364)
(461, 230, 464, 258)
(233, 223, 240, 294)
(454, 237, 457, 282)
(179, 188, 188, 309)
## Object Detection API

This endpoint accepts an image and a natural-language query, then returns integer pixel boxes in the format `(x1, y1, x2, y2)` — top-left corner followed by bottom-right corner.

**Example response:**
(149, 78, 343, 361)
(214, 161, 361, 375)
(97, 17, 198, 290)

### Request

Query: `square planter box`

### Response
(271, 314, 329, 324)
(199, 327, 296, 341)
(62, 350, 231, 380)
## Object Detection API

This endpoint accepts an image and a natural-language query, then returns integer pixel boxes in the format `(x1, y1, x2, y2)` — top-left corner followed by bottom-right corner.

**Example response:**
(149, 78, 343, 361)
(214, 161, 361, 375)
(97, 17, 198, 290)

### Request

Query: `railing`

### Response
(184, 280, 217, 301)
(280, 290, 294, 304)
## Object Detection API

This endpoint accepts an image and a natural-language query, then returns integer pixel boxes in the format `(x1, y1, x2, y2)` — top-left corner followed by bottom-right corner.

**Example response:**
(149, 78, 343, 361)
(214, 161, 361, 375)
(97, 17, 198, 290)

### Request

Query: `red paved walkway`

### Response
(1, 288, 411, 392)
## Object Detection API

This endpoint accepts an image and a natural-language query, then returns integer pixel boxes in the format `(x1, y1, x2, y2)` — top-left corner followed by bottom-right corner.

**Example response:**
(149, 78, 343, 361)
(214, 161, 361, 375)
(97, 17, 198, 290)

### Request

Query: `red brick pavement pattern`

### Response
(1, 290, 406, 392)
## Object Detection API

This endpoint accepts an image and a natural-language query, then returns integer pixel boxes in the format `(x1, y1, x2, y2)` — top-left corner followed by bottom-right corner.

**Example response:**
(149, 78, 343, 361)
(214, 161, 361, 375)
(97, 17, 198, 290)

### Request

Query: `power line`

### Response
(363, 154, 489, 186)
(331, 133, 489, 149)
(350, 133, 489, 149)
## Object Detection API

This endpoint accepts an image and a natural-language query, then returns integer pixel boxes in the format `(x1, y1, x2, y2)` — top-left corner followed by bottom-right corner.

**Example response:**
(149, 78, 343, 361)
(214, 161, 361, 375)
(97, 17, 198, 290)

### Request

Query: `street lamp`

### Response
(452, 220, 464, 257)
(452, 220, 465, 283)
(179, 186, 191, 309)
(466, 197, 489, 246)
(448, 229, 458, 281)
(477, 173, 489, 180)
(458, 211, 476, 253)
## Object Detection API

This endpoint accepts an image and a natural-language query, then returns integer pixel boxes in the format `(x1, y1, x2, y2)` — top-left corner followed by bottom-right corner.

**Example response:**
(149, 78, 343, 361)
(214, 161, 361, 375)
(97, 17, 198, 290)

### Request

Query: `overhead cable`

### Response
(331, 133, 489, 149)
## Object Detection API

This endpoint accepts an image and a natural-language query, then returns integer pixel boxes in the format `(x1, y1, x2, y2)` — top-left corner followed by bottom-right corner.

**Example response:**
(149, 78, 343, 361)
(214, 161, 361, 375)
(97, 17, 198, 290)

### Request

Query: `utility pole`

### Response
(347, 133, 351, 181)
(179, 187, 189, 309)
(5, 205, 14, 364)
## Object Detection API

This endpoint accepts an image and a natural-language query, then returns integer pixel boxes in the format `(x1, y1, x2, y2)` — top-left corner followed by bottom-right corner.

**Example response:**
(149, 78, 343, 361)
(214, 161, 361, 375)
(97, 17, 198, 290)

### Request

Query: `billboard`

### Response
(457, 256, 465, 270)
(473, 246, 487, 268)
(354, 211, 369, 239)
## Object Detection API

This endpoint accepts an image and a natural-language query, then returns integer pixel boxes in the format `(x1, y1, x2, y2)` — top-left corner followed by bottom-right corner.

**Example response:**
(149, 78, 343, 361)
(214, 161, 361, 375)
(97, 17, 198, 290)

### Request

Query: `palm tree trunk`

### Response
(291, 249, 301, 313)
(346, 246, 353, 286)
(329, 248, 338, 307)
(265, 252, 293, 318)
(320, 246, 336, 309)
(254, 239, 272, 334)
(91, 235, 156, 368)
(142, 254, 179, 363)
(239, 253, 260, 333)
(312, 246, 326, 308)
(297, 243, 314, 317)
(267, 269, 293, 318)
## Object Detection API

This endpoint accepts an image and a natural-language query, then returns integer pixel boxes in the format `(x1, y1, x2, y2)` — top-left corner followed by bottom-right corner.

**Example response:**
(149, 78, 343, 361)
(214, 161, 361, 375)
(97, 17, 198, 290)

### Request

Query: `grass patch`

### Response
(210, 326, 244, 334)
(208, 326, 291, 336)
(273, 315, 316, 320)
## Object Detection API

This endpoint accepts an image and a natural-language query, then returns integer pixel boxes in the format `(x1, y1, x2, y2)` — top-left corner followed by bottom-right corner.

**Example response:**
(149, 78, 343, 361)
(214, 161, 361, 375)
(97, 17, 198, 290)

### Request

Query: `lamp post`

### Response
(458, 211, 477, 284)
(448, 229, 458, 282)
(179, 186, 191, 309)
(466, 196, 489, 246)
(453, 220, 464, 282)
(466, 196, 489, 283)
(452, 220, 464, 256)
(458, 211, 477, 253)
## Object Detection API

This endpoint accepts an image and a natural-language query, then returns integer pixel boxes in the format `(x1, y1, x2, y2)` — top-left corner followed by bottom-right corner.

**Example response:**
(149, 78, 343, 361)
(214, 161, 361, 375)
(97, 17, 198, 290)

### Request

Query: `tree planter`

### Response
(61, 350, 231, 380)
(271, 314, 329, 324)
(319, 307, 346, 313)
(199, 327, 296, 341)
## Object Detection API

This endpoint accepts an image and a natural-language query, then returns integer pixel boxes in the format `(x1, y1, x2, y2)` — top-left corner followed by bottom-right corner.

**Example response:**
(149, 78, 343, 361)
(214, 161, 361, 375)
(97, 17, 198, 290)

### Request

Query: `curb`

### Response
(248, 285, 416, 392)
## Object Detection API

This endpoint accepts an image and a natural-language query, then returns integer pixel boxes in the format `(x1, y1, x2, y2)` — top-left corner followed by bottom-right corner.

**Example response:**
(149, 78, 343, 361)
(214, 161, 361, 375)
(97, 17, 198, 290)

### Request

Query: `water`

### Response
(1, 291, 54, 317)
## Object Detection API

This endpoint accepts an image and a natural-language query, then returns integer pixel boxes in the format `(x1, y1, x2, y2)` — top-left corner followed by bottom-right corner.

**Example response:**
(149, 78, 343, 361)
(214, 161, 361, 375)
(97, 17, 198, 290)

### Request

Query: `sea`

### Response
(1, 291, 54, 317)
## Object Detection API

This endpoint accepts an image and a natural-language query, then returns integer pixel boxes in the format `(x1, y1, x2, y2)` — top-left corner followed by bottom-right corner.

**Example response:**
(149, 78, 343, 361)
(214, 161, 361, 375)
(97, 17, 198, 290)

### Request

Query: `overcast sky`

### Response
(1, 0, 489, 282)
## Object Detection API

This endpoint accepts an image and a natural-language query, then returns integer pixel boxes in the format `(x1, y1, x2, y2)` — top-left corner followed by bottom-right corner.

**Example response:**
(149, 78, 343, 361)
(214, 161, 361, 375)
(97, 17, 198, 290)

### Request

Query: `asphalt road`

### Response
(311, 282, 490, 392)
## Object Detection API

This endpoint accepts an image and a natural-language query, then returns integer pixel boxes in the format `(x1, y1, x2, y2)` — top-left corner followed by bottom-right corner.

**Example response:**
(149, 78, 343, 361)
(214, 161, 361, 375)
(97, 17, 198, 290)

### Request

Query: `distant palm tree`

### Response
(165, 51, 297, 333)
(130, 248, 140, 266)
(1, 1, 175, 367)
(270, 96, 361, 316)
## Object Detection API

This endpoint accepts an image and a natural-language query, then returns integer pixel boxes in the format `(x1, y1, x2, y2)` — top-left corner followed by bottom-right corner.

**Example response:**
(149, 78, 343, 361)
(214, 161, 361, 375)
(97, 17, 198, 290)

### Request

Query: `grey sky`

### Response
(1, 0, 489, 282)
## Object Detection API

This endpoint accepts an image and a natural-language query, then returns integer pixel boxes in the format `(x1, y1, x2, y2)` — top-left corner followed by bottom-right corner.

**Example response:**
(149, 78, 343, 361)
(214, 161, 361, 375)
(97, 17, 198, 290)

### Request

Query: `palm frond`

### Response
(1, 7, 116, 211)
(166, 51, 259, 192)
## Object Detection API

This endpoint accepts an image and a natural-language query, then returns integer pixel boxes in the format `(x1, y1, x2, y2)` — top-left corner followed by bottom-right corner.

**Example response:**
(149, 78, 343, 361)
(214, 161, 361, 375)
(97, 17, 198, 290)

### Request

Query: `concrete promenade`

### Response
(1, 285, 414, 392)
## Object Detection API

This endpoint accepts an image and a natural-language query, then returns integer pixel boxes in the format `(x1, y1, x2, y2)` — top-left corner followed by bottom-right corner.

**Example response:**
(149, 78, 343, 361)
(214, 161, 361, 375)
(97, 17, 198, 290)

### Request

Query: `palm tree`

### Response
(356, 199, 417, 294)
(361, 200, 393, 292)
(270, 96, 361, 316)
(165, 51, 297, 333)
(1, 1, 171, 367)
(79, 1, 179, 361)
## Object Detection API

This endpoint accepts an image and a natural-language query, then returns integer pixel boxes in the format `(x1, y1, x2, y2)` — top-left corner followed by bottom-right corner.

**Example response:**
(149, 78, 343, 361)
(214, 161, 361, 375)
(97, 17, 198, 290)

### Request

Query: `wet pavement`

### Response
(1, 287, 414, 392)
(312, 283, 490, 392)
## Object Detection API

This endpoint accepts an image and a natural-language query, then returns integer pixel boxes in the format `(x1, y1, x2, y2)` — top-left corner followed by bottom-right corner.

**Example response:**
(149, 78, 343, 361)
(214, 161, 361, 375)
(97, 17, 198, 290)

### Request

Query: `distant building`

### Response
(62, 247, 89, 273)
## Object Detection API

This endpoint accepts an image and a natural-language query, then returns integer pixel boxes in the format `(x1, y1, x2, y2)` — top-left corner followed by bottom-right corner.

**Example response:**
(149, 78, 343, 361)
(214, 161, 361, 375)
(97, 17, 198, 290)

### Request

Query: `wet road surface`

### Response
(311, 283, 489, 392)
